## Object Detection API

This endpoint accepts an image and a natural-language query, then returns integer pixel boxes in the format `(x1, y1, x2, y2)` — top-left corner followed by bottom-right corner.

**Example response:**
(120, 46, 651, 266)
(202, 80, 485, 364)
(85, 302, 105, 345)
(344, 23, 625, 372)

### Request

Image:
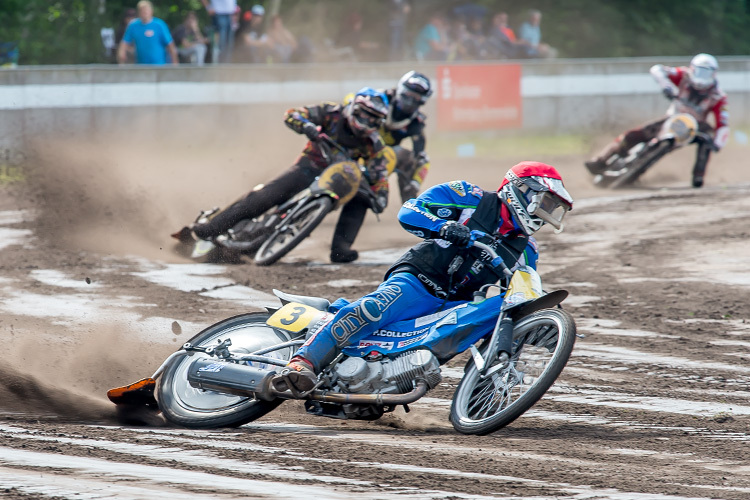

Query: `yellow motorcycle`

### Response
(175, 135, 390, 266)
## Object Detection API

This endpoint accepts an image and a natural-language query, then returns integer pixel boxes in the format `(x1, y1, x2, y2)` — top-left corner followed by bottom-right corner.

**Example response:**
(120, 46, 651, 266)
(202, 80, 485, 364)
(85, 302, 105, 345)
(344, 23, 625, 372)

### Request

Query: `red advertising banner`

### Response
(436, 64, 522, 131)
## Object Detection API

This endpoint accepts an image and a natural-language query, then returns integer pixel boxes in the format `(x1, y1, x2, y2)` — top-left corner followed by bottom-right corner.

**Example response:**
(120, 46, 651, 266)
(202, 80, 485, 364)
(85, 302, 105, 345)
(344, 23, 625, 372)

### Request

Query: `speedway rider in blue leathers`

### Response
(273, 162, 574, 393)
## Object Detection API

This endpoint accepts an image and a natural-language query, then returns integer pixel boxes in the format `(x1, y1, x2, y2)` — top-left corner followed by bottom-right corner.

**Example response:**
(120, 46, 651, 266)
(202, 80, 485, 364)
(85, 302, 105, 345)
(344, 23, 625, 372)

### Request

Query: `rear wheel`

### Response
(254, 197, 333, 266)
(157, 313, 294, 428)
(450, 308, 576, 435)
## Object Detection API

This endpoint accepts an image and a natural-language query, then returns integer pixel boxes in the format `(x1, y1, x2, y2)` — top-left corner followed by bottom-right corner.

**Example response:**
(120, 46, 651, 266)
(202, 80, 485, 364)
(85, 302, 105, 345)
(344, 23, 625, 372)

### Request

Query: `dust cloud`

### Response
(2, 317, 174, 422)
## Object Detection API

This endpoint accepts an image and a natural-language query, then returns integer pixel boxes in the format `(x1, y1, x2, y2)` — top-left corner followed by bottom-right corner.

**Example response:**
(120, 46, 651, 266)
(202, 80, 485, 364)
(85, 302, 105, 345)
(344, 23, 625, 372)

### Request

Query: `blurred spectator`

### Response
(464, 16, 492, 60)
(448, 18, 473, 60)
(117, 1, 177, 65)
(335, 12, 380, 62)
(496, 12, 516, 42)
(173, 12, 208, 65)
(518, 9, 557, 58)
(201, 0, 237, 63)
(115, 8, 137, 45)
(487, 12, 532, 59)
(267, 14, 297, 63)
(388, 0, 411, 61)
(237, 5, 271, 63)
(114, 8, 137, 63)
(414, 14, 450, 61)
(0, 42, 19, 68)
(101, 27, 116, 61)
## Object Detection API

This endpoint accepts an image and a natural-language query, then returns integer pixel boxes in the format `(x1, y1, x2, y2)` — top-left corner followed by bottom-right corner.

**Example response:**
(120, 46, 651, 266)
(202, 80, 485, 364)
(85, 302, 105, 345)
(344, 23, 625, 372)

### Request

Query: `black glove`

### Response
(439, 221, 472, 247)
(371, 180, 388, 214)
(375, 192, 388, 213)
(662, 87, 677, 100)
(302, 122, 320, 141)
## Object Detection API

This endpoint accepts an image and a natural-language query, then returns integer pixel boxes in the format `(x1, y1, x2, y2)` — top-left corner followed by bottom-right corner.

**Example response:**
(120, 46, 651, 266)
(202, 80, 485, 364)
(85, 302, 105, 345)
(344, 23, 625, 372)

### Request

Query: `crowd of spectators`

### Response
(113, 1, 556, 66)
(414, 8, 556, 62)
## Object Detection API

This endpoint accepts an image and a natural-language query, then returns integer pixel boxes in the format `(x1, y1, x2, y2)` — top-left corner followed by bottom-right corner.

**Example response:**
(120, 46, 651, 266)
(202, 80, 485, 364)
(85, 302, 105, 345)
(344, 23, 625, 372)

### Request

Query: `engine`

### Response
(332, 349, 442, 394)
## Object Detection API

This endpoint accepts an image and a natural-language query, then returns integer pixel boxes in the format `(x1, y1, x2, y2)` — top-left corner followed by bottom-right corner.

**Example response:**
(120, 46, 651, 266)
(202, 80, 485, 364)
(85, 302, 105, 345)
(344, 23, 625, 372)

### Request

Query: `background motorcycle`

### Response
(110, 232, 577, 435)
(590, 97, 714, 189)
(173, 135, 390, 266)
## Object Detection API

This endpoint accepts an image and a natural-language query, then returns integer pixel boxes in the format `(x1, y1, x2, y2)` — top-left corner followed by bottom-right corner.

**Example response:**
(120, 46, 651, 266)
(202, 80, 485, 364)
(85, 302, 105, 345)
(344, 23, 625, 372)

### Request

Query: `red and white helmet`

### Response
(498, 162, 574, 235)
(688, 53, 718, 91)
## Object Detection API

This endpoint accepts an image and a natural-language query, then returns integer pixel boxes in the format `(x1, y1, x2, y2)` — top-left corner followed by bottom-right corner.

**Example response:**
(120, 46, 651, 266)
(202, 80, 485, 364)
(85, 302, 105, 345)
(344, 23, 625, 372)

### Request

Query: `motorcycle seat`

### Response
(273, 289, 331, 311)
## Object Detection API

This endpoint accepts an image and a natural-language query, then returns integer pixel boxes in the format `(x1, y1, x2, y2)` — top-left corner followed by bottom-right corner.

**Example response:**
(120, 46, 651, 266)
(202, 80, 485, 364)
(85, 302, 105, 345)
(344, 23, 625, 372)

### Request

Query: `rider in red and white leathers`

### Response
(585, 53, 729, 188)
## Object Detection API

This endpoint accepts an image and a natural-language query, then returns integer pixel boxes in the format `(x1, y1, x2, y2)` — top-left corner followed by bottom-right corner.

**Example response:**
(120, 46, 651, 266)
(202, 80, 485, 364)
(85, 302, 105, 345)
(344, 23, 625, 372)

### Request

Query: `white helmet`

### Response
(689, 53, 718, 91)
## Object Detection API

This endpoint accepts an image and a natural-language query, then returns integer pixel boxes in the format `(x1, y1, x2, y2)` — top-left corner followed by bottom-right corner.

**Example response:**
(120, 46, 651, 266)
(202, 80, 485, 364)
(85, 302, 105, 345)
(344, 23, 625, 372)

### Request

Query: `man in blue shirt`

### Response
(518, 9, 556, 59)
(118, 1, 178, 65)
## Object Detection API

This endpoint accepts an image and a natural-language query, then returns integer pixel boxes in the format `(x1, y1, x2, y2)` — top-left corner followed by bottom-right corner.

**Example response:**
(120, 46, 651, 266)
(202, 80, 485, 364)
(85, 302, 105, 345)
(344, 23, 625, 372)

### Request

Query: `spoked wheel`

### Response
(157, 313, 295, 428)
(254, 197, 333, 266)
(608, 142, 671, 189)
(450, 308, 576, 435)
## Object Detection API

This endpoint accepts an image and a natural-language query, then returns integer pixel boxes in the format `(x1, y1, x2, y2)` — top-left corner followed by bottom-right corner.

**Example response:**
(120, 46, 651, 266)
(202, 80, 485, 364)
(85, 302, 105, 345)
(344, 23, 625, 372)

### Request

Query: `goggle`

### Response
(526, 191, 571, 230)
(353, 108, 383, 129)
(690, 66, 715, 88)
(397, 89, 426, 110)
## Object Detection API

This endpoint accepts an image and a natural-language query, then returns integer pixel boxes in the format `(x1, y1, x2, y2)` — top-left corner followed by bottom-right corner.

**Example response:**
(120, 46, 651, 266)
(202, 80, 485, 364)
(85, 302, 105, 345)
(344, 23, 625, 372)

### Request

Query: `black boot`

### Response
(585, 160, 606, 175)
(330, 196, 368, 263)
(692, 143, 710, 189)
(330, 247, 359, 263)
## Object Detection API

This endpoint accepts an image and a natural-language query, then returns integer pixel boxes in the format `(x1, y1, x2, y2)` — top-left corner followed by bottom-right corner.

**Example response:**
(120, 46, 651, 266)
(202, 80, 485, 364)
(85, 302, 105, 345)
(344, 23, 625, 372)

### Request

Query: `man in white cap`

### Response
(242, 4, 271, 63)
(201, 0, 238, 62)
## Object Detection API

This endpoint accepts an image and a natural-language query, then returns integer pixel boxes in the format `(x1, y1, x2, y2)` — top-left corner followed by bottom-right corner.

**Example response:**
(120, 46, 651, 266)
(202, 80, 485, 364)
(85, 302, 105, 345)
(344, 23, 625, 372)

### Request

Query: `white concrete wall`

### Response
(1, 57, 748, 156)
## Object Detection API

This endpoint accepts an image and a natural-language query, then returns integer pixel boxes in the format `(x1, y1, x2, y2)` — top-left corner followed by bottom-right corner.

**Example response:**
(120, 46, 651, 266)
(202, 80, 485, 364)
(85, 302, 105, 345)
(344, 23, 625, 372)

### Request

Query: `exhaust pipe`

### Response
(187, 358, 430, 405)
(308, 380, 429, 405)
(187, 358, 277, 401)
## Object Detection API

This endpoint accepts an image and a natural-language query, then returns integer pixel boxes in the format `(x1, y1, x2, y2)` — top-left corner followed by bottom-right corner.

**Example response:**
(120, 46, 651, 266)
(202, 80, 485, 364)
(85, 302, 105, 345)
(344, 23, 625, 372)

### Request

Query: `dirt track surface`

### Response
(1, 136, 750, 499)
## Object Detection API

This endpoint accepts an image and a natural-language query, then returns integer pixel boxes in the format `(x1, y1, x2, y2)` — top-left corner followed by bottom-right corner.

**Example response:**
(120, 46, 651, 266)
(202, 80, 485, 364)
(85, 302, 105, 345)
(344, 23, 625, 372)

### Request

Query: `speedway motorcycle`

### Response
(109, 232, 577, 435)
(590, 97, 714, 189)
(172, 135, 391, 266)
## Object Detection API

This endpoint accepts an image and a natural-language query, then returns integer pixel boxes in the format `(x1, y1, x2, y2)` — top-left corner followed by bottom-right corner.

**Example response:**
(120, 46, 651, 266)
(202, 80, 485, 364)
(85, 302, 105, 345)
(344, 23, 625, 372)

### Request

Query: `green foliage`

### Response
(0, 0, 213, 65)
(1, 0, 750, 64)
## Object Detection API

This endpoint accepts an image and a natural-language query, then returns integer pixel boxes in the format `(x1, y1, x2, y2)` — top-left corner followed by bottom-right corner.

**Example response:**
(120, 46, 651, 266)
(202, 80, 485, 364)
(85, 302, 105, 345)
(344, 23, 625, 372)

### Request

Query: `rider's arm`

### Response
(410, 120, 430, 187)
(283, 102, 337, 134)
(712, 96, 730, 150)
(407, 113, 427, 156)
(364, 137, 390, 196)
(650, 64, 681, 93)
(398, 181, 482, 239)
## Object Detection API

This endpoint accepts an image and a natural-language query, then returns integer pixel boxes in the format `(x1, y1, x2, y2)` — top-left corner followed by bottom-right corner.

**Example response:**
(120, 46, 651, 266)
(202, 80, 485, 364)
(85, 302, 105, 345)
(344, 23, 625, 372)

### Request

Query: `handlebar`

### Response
(466, 230, 513, 278)
(318, 133, 346, 153)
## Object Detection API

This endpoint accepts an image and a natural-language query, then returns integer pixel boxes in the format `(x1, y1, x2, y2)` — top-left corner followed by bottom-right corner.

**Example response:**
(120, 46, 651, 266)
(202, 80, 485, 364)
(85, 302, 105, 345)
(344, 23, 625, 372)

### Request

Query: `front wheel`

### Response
(157, 313, 295, 428)
(608, 142, 672, 189)
(450, 308, 576, 435)
(254, 197, 333, 266)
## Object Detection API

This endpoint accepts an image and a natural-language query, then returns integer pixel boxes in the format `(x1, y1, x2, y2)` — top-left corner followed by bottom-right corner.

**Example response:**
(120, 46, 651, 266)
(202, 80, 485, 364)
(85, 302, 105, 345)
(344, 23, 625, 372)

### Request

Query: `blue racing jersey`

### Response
(398, 180, 538, 271)
(123, 18, 173, 65)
